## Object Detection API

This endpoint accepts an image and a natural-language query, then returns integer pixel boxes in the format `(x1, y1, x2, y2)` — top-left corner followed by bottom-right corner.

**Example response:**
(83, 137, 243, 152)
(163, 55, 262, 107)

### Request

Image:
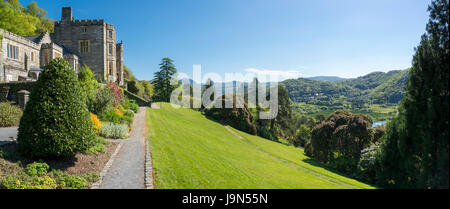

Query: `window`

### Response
(109, 62, 113, 75)
(31, 52, 35, 62)
(81, 27, 87, 33)
(108, 30, 113, 39)
(79, 40, 90, 53)
(108, 44, 113, 55)
(6, 74, 13, 82)
(7, 44, 19, 60)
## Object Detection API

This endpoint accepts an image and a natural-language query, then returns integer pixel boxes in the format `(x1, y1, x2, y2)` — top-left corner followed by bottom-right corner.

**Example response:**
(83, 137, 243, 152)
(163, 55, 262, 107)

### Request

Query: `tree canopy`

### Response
(0, 0, 54, 36)
(152, 58, 179, 102)
(378, 0, 449, 189)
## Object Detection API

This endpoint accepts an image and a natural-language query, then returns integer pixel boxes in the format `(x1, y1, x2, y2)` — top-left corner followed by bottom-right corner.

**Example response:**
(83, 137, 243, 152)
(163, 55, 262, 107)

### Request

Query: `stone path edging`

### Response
(91, 142, 124, 189)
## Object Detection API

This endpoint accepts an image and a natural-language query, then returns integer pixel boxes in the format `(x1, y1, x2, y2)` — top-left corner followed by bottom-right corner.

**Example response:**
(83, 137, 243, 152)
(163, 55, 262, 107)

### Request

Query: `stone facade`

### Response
(52, 7, 124, 85)
(0, 29, 42, 82)
(0, 29, 76, 82)
(0, 7, 124, 85)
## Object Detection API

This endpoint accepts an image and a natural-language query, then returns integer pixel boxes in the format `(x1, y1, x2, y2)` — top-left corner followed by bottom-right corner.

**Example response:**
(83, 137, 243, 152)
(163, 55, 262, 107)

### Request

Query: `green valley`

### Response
(146, 103, 374, 189)
(282, 69, 410, 107)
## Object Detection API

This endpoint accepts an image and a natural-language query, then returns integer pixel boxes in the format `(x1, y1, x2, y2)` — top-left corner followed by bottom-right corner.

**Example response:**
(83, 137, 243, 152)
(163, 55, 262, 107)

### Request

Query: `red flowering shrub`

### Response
(107, 82, 123, 105)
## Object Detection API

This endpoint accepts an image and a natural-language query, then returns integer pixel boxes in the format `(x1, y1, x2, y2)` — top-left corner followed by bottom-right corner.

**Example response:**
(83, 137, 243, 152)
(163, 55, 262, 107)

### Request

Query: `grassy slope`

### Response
(147, 103, 374, 189)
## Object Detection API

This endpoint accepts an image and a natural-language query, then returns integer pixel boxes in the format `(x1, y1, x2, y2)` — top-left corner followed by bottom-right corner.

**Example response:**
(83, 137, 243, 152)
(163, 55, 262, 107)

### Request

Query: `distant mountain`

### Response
(306, 76, 347, 82)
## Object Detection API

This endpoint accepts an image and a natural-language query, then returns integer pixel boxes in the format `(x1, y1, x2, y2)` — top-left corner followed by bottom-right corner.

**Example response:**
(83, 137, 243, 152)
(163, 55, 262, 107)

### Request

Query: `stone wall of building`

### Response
(53, 19, 106, 81)
(1, 7, 123, 85)
(52, 7, 123, 85)
(40, 43, 63, 67)
(0, 29, 41, 81)
(116, 42, 124, 86)
(105, 23, 117, 82)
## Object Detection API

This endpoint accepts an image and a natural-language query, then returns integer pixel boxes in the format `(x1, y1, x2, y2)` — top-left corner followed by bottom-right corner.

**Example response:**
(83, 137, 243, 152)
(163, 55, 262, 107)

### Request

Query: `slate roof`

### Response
(24, 34, 45, 44)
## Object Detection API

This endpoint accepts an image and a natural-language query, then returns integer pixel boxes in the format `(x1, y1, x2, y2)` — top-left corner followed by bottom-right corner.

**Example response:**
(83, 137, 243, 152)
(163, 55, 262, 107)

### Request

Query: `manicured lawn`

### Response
(146, 103, 374, 189)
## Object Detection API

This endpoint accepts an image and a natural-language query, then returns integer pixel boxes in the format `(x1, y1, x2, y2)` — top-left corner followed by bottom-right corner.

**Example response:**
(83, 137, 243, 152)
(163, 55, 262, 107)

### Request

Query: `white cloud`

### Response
(244, 68, 302, 81)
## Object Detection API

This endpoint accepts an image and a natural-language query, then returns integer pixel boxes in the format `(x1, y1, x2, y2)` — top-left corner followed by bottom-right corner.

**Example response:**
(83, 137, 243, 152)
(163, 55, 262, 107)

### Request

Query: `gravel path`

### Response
(100, 107, 148, 189)
(151, 102, 160, 109)
(0, 127, 18, 146)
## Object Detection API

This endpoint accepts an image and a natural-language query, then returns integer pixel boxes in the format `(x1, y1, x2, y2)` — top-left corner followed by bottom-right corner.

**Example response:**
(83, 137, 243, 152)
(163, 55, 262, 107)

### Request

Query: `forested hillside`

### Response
(281, 69, 409, 106)
(368, 69, 410, 104)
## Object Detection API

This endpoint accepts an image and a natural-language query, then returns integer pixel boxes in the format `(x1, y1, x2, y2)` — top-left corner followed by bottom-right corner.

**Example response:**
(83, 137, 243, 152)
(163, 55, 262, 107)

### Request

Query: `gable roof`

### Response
(24, 32, 51, 45)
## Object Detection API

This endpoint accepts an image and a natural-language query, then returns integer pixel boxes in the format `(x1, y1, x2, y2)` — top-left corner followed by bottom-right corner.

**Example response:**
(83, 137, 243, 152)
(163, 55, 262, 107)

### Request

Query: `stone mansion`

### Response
(0, 7, 124, 85)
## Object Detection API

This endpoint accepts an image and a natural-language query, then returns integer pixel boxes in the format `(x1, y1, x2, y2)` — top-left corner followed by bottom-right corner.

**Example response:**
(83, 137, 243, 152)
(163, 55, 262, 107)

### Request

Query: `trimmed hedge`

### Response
(17, 58, 96, 159)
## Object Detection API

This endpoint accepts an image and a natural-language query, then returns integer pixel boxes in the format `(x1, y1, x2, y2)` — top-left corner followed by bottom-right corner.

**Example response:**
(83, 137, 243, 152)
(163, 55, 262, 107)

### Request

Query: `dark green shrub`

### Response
(127, 80, 145, 98)
(122, 109, 135, 118)
(0, 102, 23, 127)
(123, 99, 139, 113)
(205, 94, 257, 135)
(357, 145, 382, 184)
(17, 58, 96, 159)
(89, 87, 116, 118)
(257, 127, 277, 141)
(293, 124, 311, 147)
(304, 141, 313, 157)
(328, 156, 359, 176)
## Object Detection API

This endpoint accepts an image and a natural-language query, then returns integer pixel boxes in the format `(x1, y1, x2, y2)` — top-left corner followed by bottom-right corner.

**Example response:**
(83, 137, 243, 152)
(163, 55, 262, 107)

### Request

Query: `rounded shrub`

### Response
(89, 86, 115, 118)
(17, 58, 96, 159)
(25, 162, 50, 177)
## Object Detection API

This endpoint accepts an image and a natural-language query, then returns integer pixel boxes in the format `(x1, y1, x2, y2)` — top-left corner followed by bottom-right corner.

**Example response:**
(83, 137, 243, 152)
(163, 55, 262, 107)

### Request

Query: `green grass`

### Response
(147, 103, 375, 189)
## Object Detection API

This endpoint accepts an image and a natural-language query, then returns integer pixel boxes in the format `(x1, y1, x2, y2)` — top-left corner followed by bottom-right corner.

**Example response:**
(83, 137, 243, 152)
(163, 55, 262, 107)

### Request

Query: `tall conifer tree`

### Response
(379, 0, 449, 188)
(153, 58, 178, 102)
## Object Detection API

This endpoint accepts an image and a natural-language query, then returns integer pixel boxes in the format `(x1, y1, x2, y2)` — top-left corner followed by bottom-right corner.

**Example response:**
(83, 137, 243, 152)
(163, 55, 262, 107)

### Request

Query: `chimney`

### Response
(62, 7, 72, 21)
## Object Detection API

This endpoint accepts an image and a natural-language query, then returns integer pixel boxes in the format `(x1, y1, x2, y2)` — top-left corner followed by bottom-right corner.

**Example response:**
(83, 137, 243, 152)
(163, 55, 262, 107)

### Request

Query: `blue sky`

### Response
(21, 0, 430, 81)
